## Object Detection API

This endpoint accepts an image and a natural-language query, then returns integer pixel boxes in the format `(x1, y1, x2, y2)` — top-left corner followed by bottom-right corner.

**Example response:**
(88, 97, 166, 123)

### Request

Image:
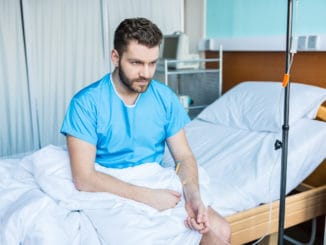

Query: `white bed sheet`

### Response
(163, 117, 326, 216)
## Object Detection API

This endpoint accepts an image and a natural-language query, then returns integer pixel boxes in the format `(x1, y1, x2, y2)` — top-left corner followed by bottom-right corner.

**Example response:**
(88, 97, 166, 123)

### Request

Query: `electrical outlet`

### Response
(307, 35, 318, 49)
(297, 36, 307, 50)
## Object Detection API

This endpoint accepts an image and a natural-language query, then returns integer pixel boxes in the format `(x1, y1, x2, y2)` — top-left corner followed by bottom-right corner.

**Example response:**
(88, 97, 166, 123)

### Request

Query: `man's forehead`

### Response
(123, 40, 159, 61)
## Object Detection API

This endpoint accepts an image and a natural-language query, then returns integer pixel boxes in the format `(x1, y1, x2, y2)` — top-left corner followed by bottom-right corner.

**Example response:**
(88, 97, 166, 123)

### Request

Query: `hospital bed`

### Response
(178, 81, 326, 244)
(0, 81, 325, 244)
(233, 90, 326, 244)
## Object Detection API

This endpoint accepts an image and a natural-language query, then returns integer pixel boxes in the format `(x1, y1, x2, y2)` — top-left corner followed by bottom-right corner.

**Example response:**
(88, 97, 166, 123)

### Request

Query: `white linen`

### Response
(164, 117, 326, 216)
(0, 145, 211, 245)
(197, 81, 326, 132)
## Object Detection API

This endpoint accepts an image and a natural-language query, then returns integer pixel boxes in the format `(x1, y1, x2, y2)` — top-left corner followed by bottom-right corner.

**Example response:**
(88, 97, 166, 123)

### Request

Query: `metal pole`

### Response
(278, 0, 293, 244)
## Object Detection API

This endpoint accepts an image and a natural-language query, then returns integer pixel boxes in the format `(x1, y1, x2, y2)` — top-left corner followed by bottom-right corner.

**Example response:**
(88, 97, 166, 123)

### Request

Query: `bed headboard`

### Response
(205, 51, 326, 93)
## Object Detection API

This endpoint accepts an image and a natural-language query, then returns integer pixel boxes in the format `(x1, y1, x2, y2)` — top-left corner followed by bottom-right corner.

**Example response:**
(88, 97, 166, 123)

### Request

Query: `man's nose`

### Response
(140, 65, 151, 78)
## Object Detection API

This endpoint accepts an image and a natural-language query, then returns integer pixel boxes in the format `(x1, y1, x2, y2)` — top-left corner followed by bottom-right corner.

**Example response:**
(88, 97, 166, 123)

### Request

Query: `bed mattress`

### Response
(164, 117, 326, 216)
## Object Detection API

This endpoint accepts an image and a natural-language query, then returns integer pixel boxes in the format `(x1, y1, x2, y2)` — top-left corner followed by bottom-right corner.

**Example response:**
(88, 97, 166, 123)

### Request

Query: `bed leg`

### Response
(283, 218, 317, 245)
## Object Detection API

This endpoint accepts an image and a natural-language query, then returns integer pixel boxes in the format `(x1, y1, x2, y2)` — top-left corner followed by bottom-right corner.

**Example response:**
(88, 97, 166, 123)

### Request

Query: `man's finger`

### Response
(190, 217, 204, 231)
(199, 226, 210, 234)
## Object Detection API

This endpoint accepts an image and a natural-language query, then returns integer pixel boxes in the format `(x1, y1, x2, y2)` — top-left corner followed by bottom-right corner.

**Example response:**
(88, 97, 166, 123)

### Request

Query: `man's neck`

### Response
(112, 69, 139, 105)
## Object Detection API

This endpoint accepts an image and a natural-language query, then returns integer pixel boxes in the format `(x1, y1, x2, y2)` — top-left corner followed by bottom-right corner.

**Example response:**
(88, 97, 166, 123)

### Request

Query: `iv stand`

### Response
(278, 0, 293, 244)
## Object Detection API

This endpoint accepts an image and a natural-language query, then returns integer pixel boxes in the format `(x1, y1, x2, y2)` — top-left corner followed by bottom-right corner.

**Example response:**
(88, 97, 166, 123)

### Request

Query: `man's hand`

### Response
(143, 188, 181, 211)
(184, 194, 210, 234)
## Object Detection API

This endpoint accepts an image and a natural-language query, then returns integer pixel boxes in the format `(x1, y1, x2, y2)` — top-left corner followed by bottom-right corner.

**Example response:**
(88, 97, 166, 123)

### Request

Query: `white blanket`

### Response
(0, 145, 211, 245)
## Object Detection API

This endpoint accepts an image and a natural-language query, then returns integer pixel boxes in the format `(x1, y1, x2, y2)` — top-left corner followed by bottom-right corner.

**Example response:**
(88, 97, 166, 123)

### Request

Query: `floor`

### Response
(283, 217, 325, 245)
(245, 216, 325, 245)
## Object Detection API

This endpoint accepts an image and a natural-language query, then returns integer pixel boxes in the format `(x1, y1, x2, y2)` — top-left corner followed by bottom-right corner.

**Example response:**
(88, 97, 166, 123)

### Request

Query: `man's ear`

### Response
(111, 49, 119, 67)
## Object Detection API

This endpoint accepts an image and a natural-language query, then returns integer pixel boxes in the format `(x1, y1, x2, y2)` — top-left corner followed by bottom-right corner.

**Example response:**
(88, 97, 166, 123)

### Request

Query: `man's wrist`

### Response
(183, 183, 200, 200)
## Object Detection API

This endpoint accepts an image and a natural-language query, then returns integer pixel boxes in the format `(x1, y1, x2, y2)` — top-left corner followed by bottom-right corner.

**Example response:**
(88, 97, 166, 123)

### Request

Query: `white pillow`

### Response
(197, 81, 326, 132)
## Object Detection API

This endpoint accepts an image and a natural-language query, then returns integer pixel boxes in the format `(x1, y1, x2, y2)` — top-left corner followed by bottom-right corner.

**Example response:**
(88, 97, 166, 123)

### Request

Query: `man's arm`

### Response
(66, 135, 181, 211)
(166, 129, 210, 233)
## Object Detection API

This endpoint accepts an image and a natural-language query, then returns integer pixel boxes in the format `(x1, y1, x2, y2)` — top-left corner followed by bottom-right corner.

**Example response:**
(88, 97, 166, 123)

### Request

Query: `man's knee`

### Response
(208, 207, 231, 243)
(220, 219, 231, 243)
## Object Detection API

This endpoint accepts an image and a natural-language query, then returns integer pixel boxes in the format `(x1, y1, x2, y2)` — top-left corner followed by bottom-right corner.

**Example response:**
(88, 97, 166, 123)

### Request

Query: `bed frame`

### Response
(226, 102, 326, 244)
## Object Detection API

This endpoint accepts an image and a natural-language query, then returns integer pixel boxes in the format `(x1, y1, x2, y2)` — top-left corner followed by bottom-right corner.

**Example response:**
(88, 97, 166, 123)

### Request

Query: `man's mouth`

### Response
(135, 79, 149, 85)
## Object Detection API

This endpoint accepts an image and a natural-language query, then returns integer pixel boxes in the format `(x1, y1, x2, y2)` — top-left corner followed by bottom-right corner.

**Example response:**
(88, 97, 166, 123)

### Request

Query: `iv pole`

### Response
(278, 0, 294, 244)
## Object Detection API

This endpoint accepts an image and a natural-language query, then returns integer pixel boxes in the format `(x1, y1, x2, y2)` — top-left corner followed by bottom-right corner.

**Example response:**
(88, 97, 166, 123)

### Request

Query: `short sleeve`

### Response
(60, 95, 98, 145)
(165, 92, 191, 138)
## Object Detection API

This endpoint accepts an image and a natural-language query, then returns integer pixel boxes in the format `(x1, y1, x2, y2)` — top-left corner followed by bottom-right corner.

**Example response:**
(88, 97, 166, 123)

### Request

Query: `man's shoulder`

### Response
(151, 79, 167, 88)
(150, 79, 174, 95)
(74, 74, 110, 100)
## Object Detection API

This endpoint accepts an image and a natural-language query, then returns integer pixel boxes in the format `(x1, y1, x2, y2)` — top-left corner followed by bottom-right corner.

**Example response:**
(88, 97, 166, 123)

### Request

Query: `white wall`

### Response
(184, 0, 205, 54)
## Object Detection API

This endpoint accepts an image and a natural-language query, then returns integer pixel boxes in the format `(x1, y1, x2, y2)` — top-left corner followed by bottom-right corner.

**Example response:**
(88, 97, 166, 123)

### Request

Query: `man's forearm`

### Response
(73, 166, 182, 211)
(176, 155, 201, 200)
(67, 135, 154, 205)
(74, 168, 152, 204)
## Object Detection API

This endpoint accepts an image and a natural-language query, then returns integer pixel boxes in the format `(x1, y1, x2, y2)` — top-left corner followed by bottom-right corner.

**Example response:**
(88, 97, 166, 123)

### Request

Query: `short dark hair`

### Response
(114, 17, 163, 56)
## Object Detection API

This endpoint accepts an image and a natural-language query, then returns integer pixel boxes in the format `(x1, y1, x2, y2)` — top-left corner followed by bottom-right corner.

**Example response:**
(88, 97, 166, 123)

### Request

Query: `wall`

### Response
(206, 0, 326, 38)
(204, 0, 326, 51)
(203, 1, 326, 93)
(184, 0, 205, 53)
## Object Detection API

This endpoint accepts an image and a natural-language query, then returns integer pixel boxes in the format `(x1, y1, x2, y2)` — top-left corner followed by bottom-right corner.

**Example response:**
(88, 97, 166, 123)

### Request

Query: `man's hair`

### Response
(114, 17, 163, 56)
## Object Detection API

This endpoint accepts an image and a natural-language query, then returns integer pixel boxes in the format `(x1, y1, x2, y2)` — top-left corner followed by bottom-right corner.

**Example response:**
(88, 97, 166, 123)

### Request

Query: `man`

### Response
(61, 17, 230, 244)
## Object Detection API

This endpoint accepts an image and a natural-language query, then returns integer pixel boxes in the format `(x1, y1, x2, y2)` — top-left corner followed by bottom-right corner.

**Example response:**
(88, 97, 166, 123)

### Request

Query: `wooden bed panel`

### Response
(205, 51, 326, 93)
(226, 184, 326, 244)
(316, 101, 326, 122)
(304, 159, 326, 188)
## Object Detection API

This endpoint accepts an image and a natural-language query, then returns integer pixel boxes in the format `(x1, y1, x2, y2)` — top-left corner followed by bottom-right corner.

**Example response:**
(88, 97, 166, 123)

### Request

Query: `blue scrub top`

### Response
(61, 74, 190, 169)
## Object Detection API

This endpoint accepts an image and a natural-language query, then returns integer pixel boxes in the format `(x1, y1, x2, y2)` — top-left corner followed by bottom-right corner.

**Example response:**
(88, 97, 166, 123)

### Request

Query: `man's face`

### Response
(116, 40, 160, 93)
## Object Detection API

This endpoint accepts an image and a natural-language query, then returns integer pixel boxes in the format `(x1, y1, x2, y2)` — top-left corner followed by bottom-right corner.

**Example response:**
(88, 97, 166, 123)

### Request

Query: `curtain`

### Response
(22, 0, 110, 148)
(106, 0, 184, 62)
(0, 0, 34, 156)
(0, 0, 183, 156)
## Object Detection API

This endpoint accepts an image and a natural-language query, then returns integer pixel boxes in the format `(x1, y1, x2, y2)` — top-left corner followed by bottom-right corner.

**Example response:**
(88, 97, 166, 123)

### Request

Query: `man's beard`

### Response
(118, 64, 151, 93)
